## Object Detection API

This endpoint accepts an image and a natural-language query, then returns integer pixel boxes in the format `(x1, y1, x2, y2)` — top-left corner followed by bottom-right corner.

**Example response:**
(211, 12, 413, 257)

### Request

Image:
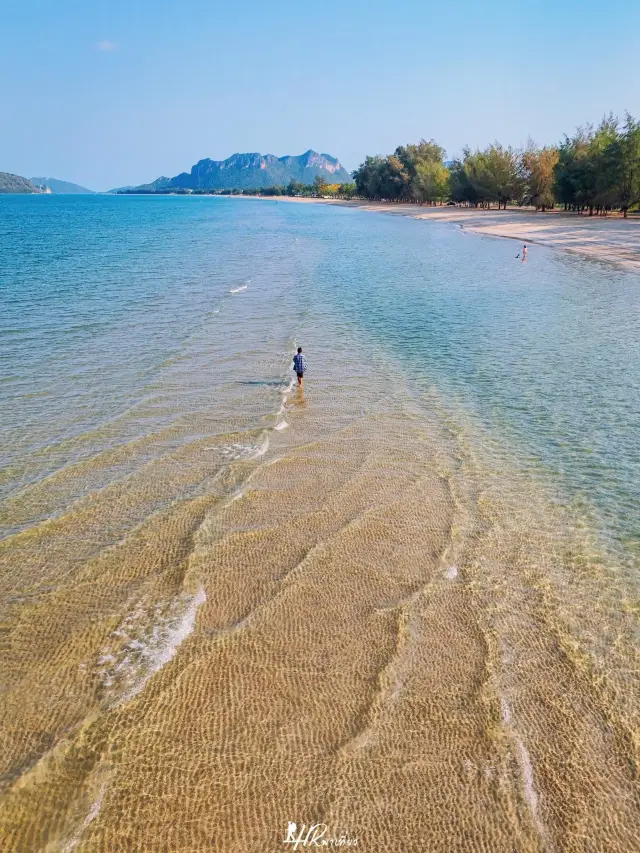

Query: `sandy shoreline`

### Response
(270, 196, 640, 270)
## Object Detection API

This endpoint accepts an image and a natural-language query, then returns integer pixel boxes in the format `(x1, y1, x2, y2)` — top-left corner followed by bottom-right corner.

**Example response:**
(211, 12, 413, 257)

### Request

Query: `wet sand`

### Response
(280, 198, 640, 270)
(1, 376, 638, 852)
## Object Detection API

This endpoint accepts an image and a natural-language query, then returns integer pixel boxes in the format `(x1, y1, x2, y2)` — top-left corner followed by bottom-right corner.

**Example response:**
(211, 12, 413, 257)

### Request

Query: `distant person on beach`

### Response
(522, 244, 528, 260)
(293, 347, 307, 387)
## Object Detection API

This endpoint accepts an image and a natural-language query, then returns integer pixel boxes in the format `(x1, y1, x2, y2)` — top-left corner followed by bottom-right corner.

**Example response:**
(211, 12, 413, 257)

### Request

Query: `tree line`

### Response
(217, 176, 358, 198)
(352, 113, 640, 216)
(117, 176, 358, 199)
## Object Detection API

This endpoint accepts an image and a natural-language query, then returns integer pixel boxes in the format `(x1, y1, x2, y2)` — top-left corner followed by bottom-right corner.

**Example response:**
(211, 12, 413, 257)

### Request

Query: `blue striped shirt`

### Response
(293, 353, 307, 374)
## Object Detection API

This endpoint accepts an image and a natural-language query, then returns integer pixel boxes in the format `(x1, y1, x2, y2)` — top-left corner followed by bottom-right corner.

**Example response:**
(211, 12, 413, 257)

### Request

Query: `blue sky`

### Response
(1, 0, 639, 190)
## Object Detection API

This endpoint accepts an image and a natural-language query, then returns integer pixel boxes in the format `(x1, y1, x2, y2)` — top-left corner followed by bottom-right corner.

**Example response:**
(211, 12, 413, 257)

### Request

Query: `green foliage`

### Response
(521, 145, 559, 210)
(551, 115, 639, 214)
(598, 114, 640, 216)
(287, 180, 307, 196)
(460, 144, 524, 208)
(448, 159, 477, 205)
(353, 138, 522, 207)
(354, 140, 448, 202)
(352, 113, 640, 216)
(337, 182, 357, 199)
(413, 160, 449, 204)
(353, 156, 386, 198)
(313, 175, 328, 194)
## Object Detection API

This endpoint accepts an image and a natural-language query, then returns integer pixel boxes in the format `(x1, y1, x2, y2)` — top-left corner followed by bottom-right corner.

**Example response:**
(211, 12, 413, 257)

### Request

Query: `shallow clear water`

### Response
(2, 196, 638, 556)
(1, 194, 638, 852)
(310, 207, 640, 561)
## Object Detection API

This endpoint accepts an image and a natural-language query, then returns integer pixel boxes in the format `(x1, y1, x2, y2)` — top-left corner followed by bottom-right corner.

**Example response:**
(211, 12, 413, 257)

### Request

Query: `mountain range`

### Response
(0, 173, 95, 193)
(31, 177, 95, 194)
(118, 150, 352, 192)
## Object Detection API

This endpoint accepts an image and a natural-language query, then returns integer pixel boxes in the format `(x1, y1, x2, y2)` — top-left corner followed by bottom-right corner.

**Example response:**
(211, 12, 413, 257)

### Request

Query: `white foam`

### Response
(500, 697, 547, 844)
(126, 588, 205, 700)
(85, 787, 104, 825)
(500, 696, 512, 725)
(275, 420, 289, 431)
(278, 377, 296, 415)
(100, 588, 207, 704)
(251, 435, 270, 458)
(203, 438, 269, 461)
(517, 740, 540, 829)
(62, 783, 106, 852)
(229, 284, 248, 293)
(444, 565, 458, 580)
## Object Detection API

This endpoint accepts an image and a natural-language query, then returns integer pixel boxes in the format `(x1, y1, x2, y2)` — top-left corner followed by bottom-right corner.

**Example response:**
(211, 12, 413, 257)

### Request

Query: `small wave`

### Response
(500, 697, 547, 842)
(237, 380, 286, 387)
(62, 783, 106, 852)
(229, 281, 249, 294)
(98, 588, 206, 704)
(221, 442, 259, 460)
(278, 377, 296, 414)
(201, 439, 269, 461)
(251, 436, 270, 457)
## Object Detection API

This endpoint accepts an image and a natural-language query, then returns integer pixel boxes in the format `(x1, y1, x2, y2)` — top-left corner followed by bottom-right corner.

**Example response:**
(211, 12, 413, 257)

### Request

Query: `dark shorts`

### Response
(296, 372, 304, 379)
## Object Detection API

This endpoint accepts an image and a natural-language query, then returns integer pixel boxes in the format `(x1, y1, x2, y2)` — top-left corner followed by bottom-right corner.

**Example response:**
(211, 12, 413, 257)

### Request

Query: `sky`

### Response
(1, 0, 639, 191)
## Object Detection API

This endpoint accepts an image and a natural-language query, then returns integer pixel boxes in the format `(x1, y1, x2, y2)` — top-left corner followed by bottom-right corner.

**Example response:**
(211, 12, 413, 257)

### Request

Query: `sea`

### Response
(0, 194, 638, 852)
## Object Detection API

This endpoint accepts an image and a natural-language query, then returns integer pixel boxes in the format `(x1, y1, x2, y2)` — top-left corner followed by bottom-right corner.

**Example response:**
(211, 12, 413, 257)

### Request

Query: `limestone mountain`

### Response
(126, 150, 352, 192)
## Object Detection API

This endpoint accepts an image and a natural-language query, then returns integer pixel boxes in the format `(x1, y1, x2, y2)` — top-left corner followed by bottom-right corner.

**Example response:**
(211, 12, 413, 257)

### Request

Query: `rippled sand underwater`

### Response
(1, 196, 638, 852)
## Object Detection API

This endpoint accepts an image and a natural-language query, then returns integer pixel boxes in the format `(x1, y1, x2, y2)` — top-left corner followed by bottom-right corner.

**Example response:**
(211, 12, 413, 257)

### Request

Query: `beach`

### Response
(0, 194, 638, 853)
(281, 197, 640, 270)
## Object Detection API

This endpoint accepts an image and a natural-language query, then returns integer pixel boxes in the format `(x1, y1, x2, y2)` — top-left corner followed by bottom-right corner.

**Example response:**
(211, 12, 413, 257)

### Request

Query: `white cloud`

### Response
(97, 40, 118, 52)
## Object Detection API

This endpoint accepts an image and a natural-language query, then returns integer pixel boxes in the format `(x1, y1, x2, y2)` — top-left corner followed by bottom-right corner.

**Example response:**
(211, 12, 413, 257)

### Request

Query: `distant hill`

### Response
(0, 172, 41, 193)
(120, 150, 352, 193)
(31, 177, 95, 194)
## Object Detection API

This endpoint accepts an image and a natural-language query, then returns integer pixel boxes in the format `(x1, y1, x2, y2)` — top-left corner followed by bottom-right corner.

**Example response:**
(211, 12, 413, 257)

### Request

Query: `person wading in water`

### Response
(293, 347, 307, 387)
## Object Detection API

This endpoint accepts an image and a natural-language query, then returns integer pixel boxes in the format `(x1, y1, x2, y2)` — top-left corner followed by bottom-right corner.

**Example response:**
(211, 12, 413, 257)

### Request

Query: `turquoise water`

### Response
(313, 209, 640, 564)
(1, 194, 638, 566)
